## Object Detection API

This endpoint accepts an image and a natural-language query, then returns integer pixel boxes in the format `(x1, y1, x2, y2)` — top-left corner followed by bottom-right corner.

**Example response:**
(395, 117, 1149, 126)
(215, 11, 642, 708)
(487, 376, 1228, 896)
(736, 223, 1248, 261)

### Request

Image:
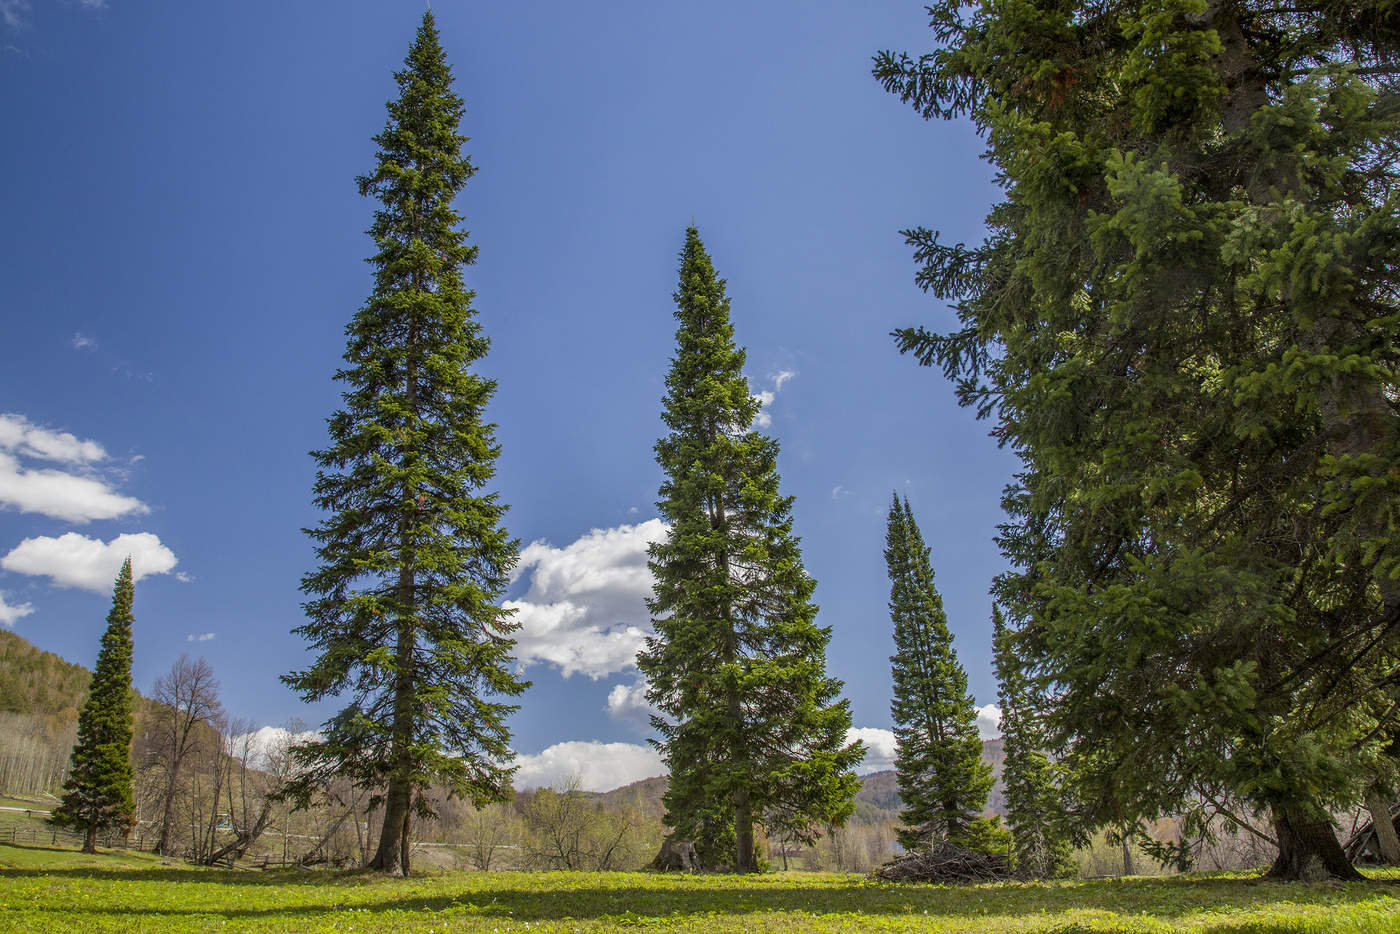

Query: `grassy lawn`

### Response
(2, 842, 1398, 933)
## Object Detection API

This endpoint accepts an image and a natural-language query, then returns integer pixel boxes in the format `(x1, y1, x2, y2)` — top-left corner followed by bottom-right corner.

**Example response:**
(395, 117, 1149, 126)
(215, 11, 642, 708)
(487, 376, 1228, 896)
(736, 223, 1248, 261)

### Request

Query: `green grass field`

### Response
(2, 842, 1398, 933)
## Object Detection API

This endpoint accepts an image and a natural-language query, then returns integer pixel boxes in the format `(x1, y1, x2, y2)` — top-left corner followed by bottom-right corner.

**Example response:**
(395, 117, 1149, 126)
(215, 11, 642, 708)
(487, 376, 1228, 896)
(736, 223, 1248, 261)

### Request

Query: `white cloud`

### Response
(71, 333, 97, 351)
(848, 727, 898, 774)
(749, 371, 796, 430)
(0, 414, 107, 464)
(0, 592, 34, 627)
(1, 532, 178, 593)
(78, 0, 106, 9)
(831, 485, 847, 499)
(0, 454, 145, 522)
(848, 712, 1001, 776)
(504, 519, 666, 679)
(605, 677, 657, 728)
(175, 572, 194, 584)
(976, 703, 1002, 740)
(752, 390, 776, 428)
(187, 632, 215, 642)
(231, 726, 321, 771)
(513, 740, 663, 792)
(0, 415, 145, 523)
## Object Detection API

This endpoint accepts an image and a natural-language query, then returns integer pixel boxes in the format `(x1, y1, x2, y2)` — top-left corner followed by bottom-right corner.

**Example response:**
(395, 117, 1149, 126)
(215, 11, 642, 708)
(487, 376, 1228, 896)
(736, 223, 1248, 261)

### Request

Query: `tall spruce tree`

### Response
(992, 604, 1071, 878)
(878, 0, 1399, 879)
(639, 227, 862, 873)
(285, 11, 526, 876)
(884, 494, 993, 851)
(51, 558, 135, 853)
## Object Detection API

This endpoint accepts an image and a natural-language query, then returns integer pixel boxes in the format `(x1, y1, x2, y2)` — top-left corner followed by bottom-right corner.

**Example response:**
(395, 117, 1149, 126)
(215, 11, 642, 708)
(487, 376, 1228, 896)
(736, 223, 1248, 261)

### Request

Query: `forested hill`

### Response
(0, 630, 90, 722)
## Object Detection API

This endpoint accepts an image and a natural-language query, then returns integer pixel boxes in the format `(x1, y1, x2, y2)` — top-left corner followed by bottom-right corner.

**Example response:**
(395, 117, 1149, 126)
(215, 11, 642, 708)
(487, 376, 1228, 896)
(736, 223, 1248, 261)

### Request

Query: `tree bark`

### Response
(1365, 787, 1400, 865)
(370, 776, 411, 872)
(734, 786, 755, 873)
(82, 825, 97, 854)
(1266, 806, 1364, 881)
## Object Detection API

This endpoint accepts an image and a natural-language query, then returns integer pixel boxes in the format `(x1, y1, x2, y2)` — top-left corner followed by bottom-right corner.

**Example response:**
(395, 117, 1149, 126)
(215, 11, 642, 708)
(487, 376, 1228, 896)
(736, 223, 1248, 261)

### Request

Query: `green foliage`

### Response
(992, 605, 1076, 879)
(4, 857, 1400, 932)
(284, 11, 526, 869)
(639, 227, 862, 872)
(879, 0, 1400, 879)
(50, 560, 136, 846)
(884, 494, 993, 852)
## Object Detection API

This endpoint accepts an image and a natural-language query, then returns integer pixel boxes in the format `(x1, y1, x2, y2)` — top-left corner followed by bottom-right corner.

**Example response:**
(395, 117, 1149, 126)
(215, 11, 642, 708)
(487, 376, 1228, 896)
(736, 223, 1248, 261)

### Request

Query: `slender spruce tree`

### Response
(51, 558, 136, 853)
(884, 494, 993, 851)
(639, 227, 862, 873)
(284, 11, 526, 876)
(992, 604, 1072, 878)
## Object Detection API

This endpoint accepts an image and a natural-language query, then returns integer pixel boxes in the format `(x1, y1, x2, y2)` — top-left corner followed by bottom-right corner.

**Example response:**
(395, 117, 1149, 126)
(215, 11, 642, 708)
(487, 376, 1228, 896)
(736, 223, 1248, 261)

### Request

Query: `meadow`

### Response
(3, 842, 1399, 934)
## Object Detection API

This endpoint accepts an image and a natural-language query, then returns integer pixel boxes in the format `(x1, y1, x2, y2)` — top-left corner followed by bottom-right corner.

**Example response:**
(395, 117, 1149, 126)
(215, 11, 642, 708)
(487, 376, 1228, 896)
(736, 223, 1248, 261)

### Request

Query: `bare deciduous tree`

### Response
(147, 655, 222, 856)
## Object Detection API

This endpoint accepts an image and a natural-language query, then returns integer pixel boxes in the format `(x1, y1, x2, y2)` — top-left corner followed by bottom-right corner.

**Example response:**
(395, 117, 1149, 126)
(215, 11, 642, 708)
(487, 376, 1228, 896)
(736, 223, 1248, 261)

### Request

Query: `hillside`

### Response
(0, 630, 91, 723)
(592, 737, 1008, 830)
(856, 738, 1007, 820)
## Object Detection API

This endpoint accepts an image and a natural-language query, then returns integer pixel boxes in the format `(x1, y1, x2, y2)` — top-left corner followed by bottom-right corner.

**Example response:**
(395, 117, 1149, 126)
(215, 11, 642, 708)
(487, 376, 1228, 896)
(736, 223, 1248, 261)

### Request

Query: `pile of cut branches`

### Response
(873, 841, 1009, 884)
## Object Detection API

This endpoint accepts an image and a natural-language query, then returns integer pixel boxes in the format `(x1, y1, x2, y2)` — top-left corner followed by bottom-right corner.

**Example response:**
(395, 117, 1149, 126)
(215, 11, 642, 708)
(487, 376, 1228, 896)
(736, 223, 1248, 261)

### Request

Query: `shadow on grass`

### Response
(3, 869, 1396, 926)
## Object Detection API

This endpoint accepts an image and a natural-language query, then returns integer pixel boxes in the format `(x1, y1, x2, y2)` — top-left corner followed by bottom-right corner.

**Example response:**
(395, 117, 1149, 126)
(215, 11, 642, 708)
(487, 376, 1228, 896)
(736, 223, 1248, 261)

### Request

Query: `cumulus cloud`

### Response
(2, 532, 178, 593)
(975, 703, 1002, 740)
(513, 740, 663, 792)
(848, 727, 898, 774)
(0, 414, 145, 522)
(0, 414, 107, 464)
(231, 726, 321, 770)
(749, 371, 796, 429)
(848, 712, 1001, 776)
(0, 592, 34, 627)
(187, 632, 215, 643)
(605, 677, 657, 728)
(71, 333, 97, 351)
(504, 519, 665, 679)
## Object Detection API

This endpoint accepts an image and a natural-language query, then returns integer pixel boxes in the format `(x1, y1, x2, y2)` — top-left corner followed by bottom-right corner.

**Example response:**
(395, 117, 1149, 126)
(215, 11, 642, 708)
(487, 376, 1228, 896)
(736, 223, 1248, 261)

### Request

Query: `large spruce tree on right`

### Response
(51, 559, 136, 853)
(877, 1, 1399, 879)
(639, 227, 862, 873)
(884, 494, 993, 852)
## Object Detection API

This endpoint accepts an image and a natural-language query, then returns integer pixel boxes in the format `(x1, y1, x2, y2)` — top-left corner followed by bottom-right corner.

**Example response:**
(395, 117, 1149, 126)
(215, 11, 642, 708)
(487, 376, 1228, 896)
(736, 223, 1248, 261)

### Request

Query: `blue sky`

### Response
(0, 0, 1015, 790)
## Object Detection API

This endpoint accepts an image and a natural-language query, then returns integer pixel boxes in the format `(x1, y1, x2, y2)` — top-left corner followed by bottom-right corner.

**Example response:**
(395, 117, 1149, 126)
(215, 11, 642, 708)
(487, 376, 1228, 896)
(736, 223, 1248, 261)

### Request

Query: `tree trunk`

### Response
(1266, 806, 1364, 881)
(82, 825, 97, 854)
(155, 762, 180, 855)
(734, 787, 755, 873)
(1365, 787, 1400, 865)
(370, 779, 411, 873)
